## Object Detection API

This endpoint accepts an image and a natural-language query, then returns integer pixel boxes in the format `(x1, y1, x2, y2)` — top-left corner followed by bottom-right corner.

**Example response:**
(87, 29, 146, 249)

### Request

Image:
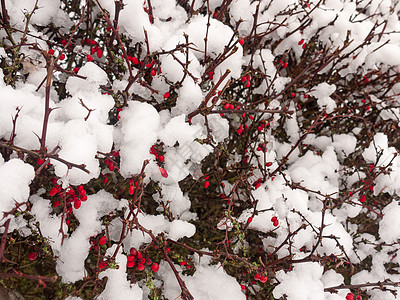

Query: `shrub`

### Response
(1, 0, 400, 299)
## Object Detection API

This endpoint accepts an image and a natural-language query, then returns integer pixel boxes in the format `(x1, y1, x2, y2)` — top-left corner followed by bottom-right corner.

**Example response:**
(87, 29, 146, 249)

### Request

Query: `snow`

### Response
(0, 159, 34, 223)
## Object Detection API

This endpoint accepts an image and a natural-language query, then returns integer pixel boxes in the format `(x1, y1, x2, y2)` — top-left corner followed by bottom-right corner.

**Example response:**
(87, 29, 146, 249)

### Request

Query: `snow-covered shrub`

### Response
(1, 0, 400, 299)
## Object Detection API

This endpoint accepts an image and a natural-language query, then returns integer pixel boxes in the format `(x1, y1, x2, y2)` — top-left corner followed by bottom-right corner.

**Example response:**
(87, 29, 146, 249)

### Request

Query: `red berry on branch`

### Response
(247, 217, 253, 223)
(59, 53, 66, 60)
(28, 252, 38, 261)
(159, 167, 168, 178)
(346, 293, 354, 300)
(204, 181, 210, 189)
(131, 56, 139, 65)
(86, 54, 93, 62)
(99, 236, 107, 245)
(360, 195, 366, 203)
(239, 38, 244, 45)
(97, 49, 103, 58)
(164, 92, 170, 99)
(152, 263, 159, 272)
(74, 199, 81, 209)
(98, 261, 108, 269)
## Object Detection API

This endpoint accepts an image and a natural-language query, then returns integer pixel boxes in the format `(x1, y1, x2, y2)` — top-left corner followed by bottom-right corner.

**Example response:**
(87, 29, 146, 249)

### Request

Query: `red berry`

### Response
(97, 49, 103, 58)
(164, 92, 170, 99)
(291, 92, 295, 97)
(98, 261, 108, 269)
(360, 195, 366, 203)
(49, 185, 61, 196)
(159, 167, 168, 178)
(240, 284, 245, 290)
(246, 80, 251, 88)
(247, 217, 253, 223)
(61, 40, 67, 45)
(127, 261, 135, 268)
(85, 38, 92, 45)
(52, 201, 61, 208)
(130, 248, 138, 256)
(152, 263, 159, 272)
(298, 39, 304, 45)
(28, 252, 38, 261)
(91, 47, 97, 55)
(346, 293, 354, 300)
(73, 67, 79, 73)
(208, 71, 214, 80)
(254, 273, 261, 280)
(260, 275, 267, 283)
(129, 185, 134, 195)
(108, 163, 115, 171)
(59, 53, 66, 60)
(37, 158, 45, 165)
(131, 56, 139, 65)
(81, 195, 87, 201)
(238, 38, 244, 45)
(150, 68, 157, 76)
(86, 54, 93, 62)
(204, 181, 210, 189)
(137, 264, 145, 271)
(49, 49, 54, 55)
(99, 236, 107, 245)
(74, 199, 81, 209)
(127, 255, 135, 262)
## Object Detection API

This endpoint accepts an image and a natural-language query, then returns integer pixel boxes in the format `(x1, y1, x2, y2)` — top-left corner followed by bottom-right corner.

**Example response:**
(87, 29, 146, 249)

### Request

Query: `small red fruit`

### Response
(49, 185, 62, 196)
(260, 275, 267, 283)
(74, 199, 81, 209)
(137, 264, 145, 271)
(97, 49, 103, 58)
(130, 248, 138, 256)
(254, 273, 261, 280)
(129, 185, 134, 195)
(52, 201, 61, 208)
(131, 56, 139, 65)
(150, 68, 157, 76)
(247, 217, 253, 223)
(238, 38, 244, 45)
(159, 167, 168, 178)
(204, 181, 210, 189)
(127, 261, 135, 268)
(28, 252, 38, 261)
(59, 53, 65, 60)
(37, 158, 45, 165)
(298, 39, 304, 45)
(99, 236, 107, 245)
(49, 49, 54, 55)
(152, 263, 159, 272)
(61, 40, 67, 45)
(164, 92, 170, 99)
(360, 195, 366, 203)
(73, 67, 79, 73)
(346, 293, 354, 300)
(98, 261, 108, 269)
(86, 54, 93, 62)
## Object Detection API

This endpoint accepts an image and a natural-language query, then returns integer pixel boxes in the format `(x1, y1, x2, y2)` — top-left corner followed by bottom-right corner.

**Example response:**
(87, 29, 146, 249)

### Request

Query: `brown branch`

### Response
(79, 98, 95, 121)
(0, 270, 58, 287)
(0, 219, 11, 263)
(0, 141, 90, 174)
